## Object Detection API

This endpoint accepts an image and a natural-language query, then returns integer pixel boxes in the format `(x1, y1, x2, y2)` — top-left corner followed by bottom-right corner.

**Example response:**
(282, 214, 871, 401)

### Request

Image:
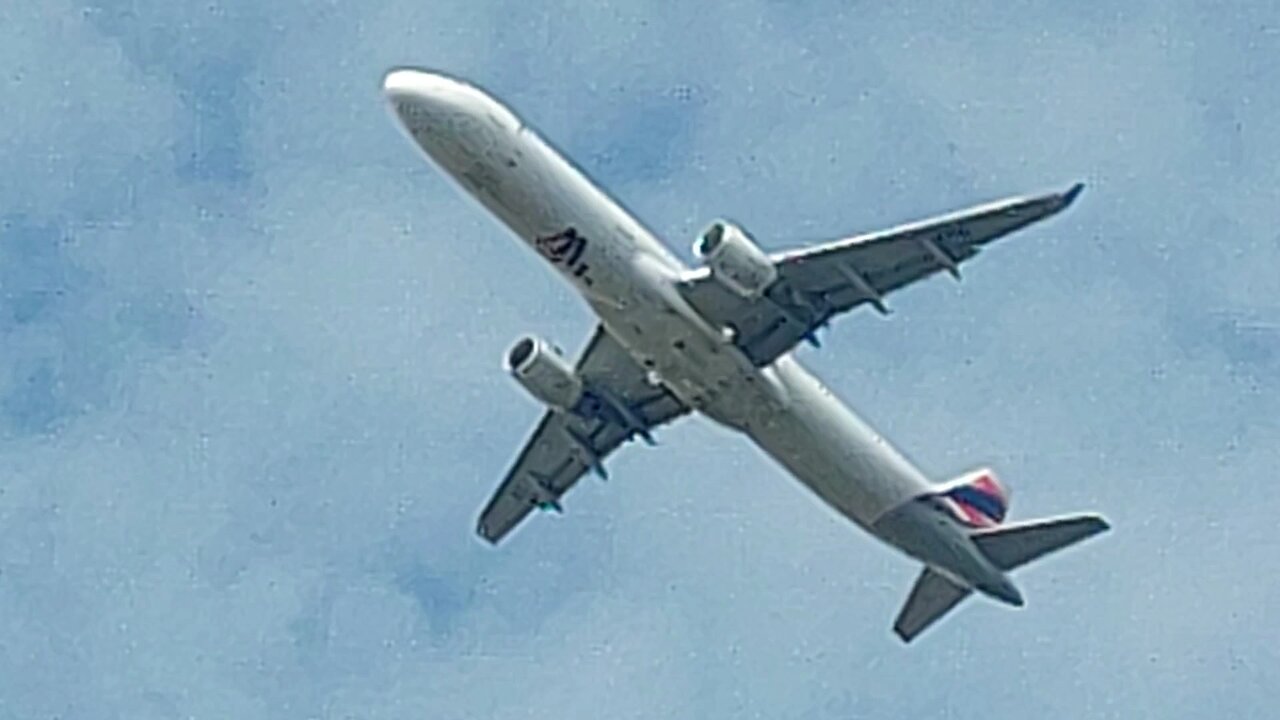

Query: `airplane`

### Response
(382, 67, 1110, 642)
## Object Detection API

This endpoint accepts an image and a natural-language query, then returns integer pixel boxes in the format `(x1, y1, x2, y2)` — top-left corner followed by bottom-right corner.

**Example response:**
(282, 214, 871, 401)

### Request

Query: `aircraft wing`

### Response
(678, 183, 1084, 366)
(477, 325, 690, 544)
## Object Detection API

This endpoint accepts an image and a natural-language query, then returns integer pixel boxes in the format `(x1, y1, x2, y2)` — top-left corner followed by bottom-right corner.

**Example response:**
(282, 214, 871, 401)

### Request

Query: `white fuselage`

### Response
(383, 69, 1015, 595)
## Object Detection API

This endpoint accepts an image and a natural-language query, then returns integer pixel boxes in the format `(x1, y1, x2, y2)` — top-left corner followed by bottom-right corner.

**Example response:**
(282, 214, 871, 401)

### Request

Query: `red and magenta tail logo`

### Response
(938, 471, 1009, 528)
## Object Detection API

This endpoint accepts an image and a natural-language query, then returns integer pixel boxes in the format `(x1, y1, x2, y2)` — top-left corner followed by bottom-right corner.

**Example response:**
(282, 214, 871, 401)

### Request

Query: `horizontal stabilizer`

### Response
(894, 567, 973, 643)
(893, 513, 1110, 643)
(971, 514, 1110, 571)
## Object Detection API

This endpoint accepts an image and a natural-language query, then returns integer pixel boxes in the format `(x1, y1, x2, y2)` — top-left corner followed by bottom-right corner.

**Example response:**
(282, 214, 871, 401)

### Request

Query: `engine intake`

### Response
(505, 335, 584, 412)
(693, 220, 778, 298)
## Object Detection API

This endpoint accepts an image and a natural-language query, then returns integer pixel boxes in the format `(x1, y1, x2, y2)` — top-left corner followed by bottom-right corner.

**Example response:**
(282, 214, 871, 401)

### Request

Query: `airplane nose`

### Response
(381, 68, 480, 110)
(383, 68, 437, 99)
(381, 68, 412, 96)
(382, 68, 434, 115)
(381, 68, 518, 125)
(381, 68, 496, 129)
(382, 68, 470, 146)
(380, 67, 517, 161)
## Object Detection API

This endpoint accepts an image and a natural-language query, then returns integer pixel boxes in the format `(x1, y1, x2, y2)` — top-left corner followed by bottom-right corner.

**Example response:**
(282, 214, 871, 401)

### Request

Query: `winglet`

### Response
(1062, 182, 1085, 207)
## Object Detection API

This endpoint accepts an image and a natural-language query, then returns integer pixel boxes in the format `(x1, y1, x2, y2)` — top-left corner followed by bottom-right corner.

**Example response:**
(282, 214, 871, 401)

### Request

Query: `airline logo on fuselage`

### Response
(535, 227, 592, 284)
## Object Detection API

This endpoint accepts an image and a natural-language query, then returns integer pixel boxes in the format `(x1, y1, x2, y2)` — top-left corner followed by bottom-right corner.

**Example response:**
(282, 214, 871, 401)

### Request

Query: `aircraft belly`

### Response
(738, 356, 933, 528)
(592, 284, 935, 533)
(590, 293, 746, 413)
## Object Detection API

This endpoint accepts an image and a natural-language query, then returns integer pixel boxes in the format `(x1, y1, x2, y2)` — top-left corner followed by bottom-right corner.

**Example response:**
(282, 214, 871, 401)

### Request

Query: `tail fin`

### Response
(971, 514, 1110, 571)
(934, 468, 1010, 528)
(892, 513, 1110, 643)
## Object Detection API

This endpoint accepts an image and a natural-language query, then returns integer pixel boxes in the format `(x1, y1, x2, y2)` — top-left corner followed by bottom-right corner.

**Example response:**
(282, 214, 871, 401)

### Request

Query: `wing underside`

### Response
(477, 325, 689, 544)
(679, 184, 1084, 366)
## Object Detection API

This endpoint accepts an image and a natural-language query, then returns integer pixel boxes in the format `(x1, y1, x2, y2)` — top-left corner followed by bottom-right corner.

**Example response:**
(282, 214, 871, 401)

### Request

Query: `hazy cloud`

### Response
(1, 1, 1276, 718)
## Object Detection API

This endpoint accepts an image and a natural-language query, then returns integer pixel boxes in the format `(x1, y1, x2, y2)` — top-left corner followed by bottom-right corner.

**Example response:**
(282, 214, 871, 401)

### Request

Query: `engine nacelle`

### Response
(693, 220, 778, 298)
(505, 335, 584, 412)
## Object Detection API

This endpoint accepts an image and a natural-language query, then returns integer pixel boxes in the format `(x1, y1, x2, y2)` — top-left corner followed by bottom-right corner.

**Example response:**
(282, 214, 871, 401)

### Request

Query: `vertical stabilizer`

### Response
(933, 468, 1010, 528)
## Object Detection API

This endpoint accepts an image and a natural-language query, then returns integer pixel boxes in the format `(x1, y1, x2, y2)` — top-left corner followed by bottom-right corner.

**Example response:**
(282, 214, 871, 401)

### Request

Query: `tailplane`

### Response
(893, 568, 972, 642)
(892, 513, 1110, 643)
(970, 513, 1110, 571)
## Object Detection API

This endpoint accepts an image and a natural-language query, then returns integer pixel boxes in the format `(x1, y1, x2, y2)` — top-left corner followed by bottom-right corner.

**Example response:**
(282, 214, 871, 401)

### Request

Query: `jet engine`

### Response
(505, 335, 584, 412)
(693, 220, 778, 298)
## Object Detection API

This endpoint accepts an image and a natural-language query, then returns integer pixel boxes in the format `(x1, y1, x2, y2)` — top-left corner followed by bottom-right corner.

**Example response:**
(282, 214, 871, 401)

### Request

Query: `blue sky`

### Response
(2, 1, 1277, 717)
